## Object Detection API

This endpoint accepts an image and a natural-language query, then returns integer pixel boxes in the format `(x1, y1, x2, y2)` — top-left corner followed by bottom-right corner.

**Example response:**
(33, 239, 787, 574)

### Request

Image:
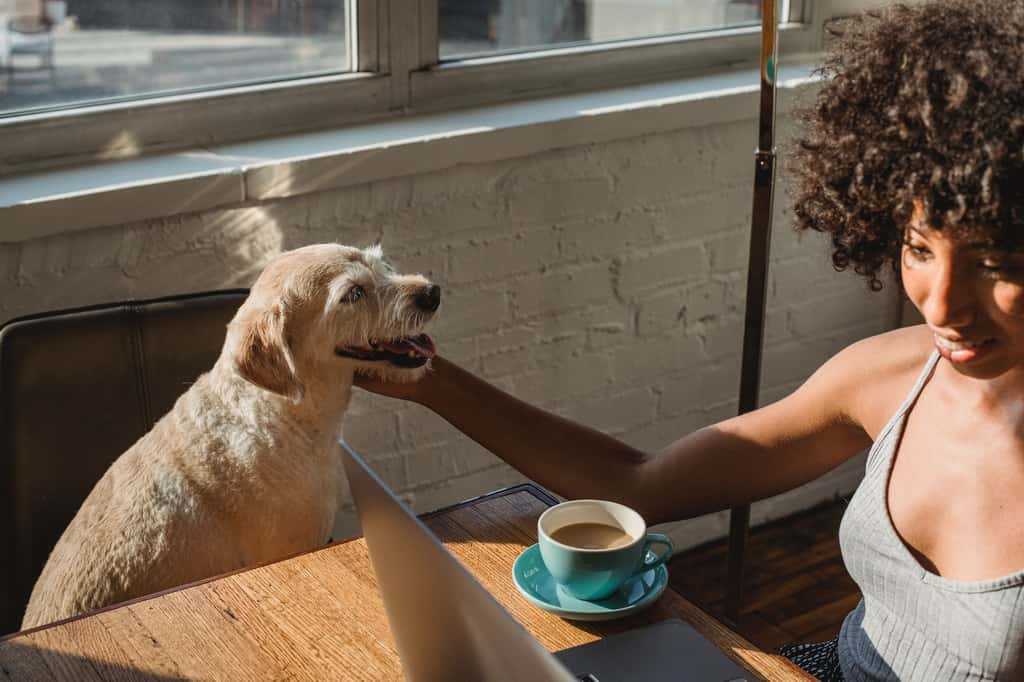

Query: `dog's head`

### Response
(226, 243, 440, 401)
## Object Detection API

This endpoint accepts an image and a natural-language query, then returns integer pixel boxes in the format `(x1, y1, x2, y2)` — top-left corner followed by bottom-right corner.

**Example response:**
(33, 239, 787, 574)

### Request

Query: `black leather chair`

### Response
(0, 290, 248, 635)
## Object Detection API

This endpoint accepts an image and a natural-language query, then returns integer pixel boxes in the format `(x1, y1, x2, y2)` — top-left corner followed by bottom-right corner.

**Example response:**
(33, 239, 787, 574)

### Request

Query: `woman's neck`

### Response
(934, 360, 1024, 423)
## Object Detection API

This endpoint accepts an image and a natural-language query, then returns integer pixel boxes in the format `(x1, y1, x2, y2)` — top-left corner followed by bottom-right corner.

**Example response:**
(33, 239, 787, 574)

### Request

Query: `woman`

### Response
(356, 1, 1024, 679)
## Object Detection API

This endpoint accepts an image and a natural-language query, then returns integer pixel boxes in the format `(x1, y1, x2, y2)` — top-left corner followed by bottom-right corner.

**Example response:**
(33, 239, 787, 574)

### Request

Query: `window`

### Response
(439, 1, 772, 60)
(0, 0, 837, 175)
(0, 0, 352, 116)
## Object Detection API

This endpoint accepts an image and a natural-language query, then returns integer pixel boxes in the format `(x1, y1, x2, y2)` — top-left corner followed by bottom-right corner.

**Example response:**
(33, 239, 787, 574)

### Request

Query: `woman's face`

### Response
(901, 212, 1024, 380)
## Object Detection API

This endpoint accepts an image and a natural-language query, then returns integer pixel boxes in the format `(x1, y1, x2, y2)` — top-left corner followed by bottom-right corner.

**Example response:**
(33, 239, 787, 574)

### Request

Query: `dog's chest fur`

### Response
(164, 370, 345, 560)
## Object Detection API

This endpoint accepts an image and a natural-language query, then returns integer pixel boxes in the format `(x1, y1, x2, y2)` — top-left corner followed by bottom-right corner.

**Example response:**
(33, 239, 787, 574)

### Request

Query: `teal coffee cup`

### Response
(537, 499, 673, 601)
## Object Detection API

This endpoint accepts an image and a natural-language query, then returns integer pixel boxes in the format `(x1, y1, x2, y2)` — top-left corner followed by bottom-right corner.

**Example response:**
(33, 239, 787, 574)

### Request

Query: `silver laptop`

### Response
(340, 439, 751, 682)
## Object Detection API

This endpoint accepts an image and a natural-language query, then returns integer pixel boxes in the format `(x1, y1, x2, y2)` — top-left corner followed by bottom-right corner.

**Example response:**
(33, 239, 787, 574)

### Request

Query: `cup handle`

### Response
(640, 532, 674, 571)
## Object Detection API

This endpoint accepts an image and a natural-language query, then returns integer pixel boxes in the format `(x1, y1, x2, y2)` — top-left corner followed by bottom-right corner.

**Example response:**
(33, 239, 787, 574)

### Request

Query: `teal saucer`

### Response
(511, 543, 669, 622)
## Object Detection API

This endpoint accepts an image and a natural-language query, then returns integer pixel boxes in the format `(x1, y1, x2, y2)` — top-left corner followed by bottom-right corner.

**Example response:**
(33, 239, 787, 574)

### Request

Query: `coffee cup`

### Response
(537, 499, 673, 601)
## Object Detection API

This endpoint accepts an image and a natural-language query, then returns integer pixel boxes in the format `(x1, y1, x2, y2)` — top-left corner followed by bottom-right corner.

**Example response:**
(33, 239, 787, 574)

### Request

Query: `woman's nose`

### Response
(921, 262, 975, 328)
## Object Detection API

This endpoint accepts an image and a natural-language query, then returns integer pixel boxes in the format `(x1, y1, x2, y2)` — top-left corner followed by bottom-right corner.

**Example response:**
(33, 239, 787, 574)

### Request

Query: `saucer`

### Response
(511, 544, 669, 622)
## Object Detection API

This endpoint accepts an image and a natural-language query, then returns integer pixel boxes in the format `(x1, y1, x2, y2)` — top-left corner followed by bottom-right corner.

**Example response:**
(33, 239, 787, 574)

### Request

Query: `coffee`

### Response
(549, 522, 634, 550)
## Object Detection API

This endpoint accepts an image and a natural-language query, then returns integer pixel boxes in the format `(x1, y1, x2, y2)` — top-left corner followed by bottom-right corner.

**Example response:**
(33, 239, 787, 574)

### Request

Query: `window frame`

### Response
(412, 0, 812, 114)
(0, 0, 862, 177)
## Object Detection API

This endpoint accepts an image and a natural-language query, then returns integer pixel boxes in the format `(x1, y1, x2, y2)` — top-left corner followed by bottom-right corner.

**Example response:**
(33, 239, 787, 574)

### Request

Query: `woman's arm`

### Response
(356, 340, 879, 525)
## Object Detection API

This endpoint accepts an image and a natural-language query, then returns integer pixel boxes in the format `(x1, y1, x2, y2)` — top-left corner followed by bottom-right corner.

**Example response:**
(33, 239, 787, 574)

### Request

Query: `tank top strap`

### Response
(893, 349, 940, 418)
(863, 349, 940, 471)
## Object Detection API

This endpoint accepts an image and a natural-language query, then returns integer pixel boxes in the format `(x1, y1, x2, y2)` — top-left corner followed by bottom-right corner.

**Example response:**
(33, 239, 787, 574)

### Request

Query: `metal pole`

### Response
(724, 0, 779, 627)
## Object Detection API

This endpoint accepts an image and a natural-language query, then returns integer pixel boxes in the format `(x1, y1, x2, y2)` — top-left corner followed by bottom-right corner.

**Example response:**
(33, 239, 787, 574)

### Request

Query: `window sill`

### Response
(0, 59, 819, 244)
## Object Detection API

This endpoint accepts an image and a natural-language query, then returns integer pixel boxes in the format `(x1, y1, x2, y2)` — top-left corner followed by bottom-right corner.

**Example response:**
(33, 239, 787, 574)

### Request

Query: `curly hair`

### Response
(789, 0, 1024, 290)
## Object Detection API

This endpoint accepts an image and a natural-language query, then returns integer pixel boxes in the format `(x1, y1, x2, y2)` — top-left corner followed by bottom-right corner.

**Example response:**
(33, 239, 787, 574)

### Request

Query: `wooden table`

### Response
(0, 485, 812, 680)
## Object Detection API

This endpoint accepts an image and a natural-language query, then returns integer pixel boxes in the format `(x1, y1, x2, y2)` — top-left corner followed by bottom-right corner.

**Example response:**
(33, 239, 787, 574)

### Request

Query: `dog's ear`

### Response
(233, 304, 304, 402)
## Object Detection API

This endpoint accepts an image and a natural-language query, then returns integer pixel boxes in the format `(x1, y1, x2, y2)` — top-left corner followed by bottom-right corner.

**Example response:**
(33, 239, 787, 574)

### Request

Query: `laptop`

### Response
(339, 440, 751, 682)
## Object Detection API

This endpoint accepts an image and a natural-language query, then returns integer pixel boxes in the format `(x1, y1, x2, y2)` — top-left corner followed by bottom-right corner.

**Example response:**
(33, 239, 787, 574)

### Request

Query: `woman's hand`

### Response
(352, 364, 433, 403)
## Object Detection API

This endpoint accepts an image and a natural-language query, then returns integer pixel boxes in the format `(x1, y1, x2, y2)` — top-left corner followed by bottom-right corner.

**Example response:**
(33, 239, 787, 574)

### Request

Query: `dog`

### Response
(21, 243, 440, 629)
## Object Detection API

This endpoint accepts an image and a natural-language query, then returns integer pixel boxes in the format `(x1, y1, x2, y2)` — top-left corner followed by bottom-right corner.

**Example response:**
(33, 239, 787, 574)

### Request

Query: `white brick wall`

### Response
(0, 107, 902, 553)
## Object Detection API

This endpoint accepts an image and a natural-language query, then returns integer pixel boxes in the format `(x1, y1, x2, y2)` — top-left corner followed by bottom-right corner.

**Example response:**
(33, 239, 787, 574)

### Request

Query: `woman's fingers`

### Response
(352, 372, 418, 401)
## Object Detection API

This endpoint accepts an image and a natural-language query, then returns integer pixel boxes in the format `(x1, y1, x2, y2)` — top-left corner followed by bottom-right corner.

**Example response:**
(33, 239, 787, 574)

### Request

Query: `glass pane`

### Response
(440, 0, 774, 60)
(0, 0, 350, 117)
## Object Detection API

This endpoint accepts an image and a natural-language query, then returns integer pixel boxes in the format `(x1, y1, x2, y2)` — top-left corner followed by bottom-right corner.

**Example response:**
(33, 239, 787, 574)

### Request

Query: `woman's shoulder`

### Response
(828, 325, 935, 436)
(841, 324, 934, 369)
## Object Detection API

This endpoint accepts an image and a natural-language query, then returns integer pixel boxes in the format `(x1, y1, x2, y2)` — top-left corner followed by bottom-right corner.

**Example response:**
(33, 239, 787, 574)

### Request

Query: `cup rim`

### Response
(537, 499, 646, 553)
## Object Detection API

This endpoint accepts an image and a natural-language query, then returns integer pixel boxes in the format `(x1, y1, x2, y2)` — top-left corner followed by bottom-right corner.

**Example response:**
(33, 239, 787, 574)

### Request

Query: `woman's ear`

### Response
(232, 303, 304, 402)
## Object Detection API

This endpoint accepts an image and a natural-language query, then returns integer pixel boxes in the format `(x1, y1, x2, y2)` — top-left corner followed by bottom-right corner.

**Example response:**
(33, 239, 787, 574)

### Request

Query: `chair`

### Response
(0, 289, 248, 635)
(0, 0, 63, 74)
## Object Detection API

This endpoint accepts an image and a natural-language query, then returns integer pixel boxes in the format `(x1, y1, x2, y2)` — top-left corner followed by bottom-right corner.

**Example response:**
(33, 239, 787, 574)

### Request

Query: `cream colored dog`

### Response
(22, 243, 440, 630)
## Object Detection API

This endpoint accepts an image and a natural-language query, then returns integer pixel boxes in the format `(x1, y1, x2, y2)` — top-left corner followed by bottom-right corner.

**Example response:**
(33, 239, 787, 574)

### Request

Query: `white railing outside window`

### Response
(0, 0, 872, 176)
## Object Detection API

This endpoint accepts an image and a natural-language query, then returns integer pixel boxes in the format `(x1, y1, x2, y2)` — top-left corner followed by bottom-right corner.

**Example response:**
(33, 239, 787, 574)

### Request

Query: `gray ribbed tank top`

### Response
(838, 350, 1024, 681)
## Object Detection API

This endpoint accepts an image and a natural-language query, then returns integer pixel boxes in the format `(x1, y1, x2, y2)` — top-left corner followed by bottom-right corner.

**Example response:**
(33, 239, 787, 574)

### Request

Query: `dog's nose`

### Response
(415, 284, 441, 312)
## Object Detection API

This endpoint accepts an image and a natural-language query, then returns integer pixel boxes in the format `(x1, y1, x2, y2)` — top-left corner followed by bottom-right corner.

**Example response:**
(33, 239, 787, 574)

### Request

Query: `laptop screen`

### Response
(340, 439, 578, 682)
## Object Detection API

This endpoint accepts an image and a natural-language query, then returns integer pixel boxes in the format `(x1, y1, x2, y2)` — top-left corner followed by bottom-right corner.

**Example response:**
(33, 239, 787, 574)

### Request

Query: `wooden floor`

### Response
(666, 498, 861, 653)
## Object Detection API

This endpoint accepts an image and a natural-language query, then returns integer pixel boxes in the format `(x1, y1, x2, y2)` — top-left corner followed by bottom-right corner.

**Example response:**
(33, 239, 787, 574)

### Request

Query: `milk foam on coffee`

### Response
(549, 522, 633, 550)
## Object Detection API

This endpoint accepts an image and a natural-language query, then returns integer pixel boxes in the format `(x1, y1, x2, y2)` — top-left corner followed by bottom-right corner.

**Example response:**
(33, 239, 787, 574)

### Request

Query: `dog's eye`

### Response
(342, 286, 365, 304)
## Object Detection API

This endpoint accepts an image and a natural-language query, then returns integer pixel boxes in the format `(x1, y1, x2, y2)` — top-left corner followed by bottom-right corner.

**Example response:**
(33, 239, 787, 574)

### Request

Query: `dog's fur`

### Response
(22, 243, 439, 629)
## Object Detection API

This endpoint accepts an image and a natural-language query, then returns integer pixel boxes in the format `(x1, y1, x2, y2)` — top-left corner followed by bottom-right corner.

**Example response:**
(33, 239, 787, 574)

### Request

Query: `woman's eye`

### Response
(904, 243, 930, 260)
(342, 286, 365, 303)
(979, 259, 1024, 278)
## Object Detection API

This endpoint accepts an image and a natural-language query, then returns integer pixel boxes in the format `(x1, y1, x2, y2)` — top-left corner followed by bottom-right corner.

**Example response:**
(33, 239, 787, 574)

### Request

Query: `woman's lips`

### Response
(933, 334, 995, 363)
